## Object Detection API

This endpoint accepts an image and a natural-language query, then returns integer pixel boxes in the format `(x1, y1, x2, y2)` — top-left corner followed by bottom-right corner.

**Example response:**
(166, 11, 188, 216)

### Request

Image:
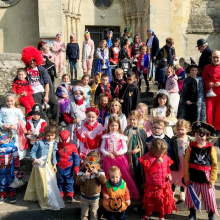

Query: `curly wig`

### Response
(21, 46, 43, 66)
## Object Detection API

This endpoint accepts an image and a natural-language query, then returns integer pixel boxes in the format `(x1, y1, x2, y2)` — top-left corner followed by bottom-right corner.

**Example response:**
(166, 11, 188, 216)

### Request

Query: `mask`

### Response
(74, 95, 83, 100)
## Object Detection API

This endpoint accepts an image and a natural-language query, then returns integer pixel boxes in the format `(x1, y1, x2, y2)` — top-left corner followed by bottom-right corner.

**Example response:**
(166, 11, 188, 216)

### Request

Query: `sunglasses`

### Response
(29, 59, 36, 63)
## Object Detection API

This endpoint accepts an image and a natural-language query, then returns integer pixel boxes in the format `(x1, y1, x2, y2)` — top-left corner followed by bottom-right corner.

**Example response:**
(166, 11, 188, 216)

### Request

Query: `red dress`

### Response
(139, 153, 177, 216)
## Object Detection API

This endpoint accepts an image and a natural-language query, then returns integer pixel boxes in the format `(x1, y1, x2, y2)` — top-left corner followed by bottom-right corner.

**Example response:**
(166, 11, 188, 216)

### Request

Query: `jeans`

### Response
(106, 211, 126, 220)
(69, 58, 77, 78)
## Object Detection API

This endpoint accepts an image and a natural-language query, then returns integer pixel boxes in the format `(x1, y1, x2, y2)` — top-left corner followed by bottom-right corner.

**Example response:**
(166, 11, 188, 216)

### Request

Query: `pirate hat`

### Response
(185, 57, 199, 73)
(191, 121, 216, 135)
(26, 103, 49, 123)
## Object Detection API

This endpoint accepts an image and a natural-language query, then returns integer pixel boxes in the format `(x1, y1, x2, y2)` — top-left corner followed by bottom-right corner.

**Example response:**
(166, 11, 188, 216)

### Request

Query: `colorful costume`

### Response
(0, 131, 19, 203)
(82, 32, 95, 76)
(103, 179, 130, 219)
(0, 107, 26, 159)
(57, 130, 80, 199)
(124, 126, 147, 194)
(98, 108, 108, 126)
(12, 79, 35, 114)
(100, 132, 141, 200)
(176, 67, 186, 92)
(76, 121, 104, 160)
(83, 85, 91, 105)
(104, 114, 127, 132)
(139, 118, 152, 137)
(109, 46, 120, 65)
(24, 139, 65, 210)
(94, 48, 112, 82)
(91, 72, 101, 104)
(110, 78, 126, 98)
(139, 153, 177, 217)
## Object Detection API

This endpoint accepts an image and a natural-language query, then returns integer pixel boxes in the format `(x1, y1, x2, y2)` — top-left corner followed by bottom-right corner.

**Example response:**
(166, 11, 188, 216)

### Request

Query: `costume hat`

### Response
(0, 130, 8, 141)
(185, 57, 199, 73)
(191, 121, 216, 135)
(196, 38, 207, 47)
(156, 89, 170, 98)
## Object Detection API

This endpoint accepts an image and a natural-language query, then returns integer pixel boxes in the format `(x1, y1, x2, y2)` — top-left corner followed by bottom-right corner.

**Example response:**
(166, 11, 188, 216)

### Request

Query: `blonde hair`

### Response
(109, 98, 122, 115)
(5, 94, 19, 108)
(41, 44, 49, 52)
(149, 139, 168, 156)
(136, 103, 148, 119)
(115, 68, 124, 76)
(174, 64, 181, 70)
(128, 110, 141, 121)
(174, 119, 191, 134)
(99, 40, 108, 49)
(108, 166, 121, 176)
(140, 45, 151, 55)
(152, 119, 165, 128)
(107, 116, 123, 134)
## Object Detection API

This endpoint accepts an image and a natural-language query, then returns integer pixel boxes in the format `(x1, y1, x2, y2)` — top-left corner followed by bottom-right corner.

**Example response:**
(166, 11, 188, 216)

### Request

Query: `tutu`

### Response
(169, 93, 180, 115)
(103, 155, 141, 200)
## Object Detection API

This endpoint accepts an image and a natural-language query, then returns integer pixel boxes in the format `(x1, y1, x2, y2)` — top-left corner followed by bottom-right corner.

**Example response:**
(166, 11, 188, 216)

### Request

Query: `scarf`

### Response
(84, 121, 98, 131)
(152, 133, 165, 139)
(147, 36, 154, 49)
(165, 45, 173, 65)
(109, 178, 122, 188)
(74, 97, 84, 106)
(101, 83, 112, 100)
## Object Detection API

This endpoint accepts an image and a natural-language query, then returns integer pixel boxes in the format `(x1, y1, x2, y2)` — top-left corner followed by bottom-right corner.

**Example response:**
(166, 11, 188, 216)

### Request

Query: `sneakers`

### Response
(42, 102, 50, 110)
(186, 215, 197, 220)
(209, 216, 215, 220)
(67, 196, 74, 203)
(0, 197, 7, 205)
(60, 121, 67, 127)
(10, 196, 16, 203)
(180, 191, 185, 202)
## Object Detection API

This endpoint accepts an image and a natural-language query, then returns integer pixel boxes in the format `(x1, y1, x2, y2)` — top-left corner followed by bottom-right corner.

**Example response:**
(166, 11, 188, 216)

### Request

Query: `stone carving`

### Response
(0, 0, 20, 8)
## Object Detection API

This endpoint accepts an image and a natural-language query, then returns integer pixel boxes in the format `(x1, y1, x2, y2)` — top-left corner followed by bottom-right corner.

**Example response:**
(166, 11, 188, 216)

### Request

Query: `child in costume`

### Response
(76, 151, 107, 220)
(150, 89, 177, 138)
(165, 65, 180, 114)
(119, 72, 140, 117)
(94, 73, 115, 105)
(12, 68, 35, 114)
(122, 39, 132, 59)
(56, 130, 80, 202)
(81, 74, 91, 105)
(98, 93, 109, 126)
(56, 74, 73, 126)
(102, 166, 130, 220)
(82, 30, 95, 76)
(104, 98, 127, 132)
(0, 94, 26, 159)
(137, 45, 150, 91)
(26, 104, 48, 148)
(110, 68, 126, 98)
(24, 125, 65, 210)
(170, 119, 191, 202)
(0, 129, 19, 204)
(139, 139, 177, 220)
(76, 107, 104, 160)
(101, 116, 141, 200)
(175, 64, 185, 92)
(136, 103, 152, 137)
(91, 72, 101, 104)
(64, 84, 89, 144)
(105, 28, 113, 49)
(184, 121, 218, 220)
(145, 120, 172, 158)
(124, 110, 147, 194)
(94, 40, 112, 82)
(177, 62, 206, 125)
(155, 58, 167, 90)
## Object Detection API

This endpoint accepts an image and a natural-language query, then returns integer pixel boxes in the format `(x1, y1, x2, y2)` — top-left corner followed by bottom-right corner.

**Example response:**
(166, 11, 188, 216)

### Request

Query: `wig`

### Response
(21, 46, 43, 66)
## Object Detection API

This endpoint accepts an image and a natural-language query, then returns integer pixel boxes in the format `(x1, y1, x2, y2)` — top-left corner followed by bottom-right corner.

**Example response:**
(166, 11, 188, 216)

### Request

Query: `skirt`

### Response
(169, 93, 180, 115)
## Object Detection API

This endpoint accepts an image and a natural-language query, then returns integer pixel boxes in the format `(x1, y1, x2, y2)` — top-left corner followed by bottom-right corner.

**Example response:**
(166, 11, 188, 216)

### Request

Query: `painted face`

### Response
(32, 114, 41, 120)
(190, 67, 198, 78)
(62, 76, 70, 83)
(46, 133, 56, 142)
(177, 126, 188, 137)
(18, 71, 27, 81)
(195, 132, 207, 145)
(100, 97, 109, 107)
(129, 116, 138, 127)
(158, 96, 167, 107)
(6, 96, 16, 108)
(111, 103, 119, 114)
(109, 121, 119, 133)
(82, 77, 90, 86)
(152, 123, 164, 136)
(109, 171, 121, 184)
(86, 111, 98, 124)
(101, 77, 109, 85)
(126, 76, 135, 85)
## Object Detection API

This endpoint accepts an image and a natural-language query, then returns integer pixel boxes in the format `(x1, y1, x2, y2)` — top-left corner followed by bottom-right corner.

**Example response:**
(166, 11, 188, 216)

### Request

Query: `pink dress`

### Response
(171, 137, 189, 187)
(101, 132, 141, 200)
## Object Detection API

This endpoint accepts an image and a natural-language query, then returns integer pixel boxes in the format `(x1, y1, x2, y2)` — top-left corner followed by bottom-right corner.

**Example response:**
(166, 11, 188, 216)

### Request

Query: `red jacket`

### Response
(12, 79, 34, 96)
(202, 64, 220, 95)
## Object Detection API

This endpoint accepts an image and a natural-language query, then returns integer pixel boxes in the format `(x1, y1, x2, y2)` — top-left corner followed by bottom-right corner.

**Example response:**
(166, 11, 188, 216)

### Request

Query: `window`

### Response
(93, 0, 113, 10)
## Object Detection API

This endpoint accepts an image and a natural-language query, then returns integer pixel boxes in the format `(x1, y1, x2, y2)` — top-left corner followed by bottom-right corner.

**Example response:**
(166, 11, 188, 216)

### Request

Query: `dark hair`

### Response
(82, 74, 90, 81)
(192, 127, 211, 141)
(101, 73, 109, 79)
(98, 93, 109, 110)
(44, 124, 58, 136)
(113, 38, 121, 49)
(133, 34, 141, 44)
(17, 68, 27, 75)
(153, 93, 172, 117)
(127, 71, 136, 78)
(124, 39, 129, 45)
(1, 128, 12, 139)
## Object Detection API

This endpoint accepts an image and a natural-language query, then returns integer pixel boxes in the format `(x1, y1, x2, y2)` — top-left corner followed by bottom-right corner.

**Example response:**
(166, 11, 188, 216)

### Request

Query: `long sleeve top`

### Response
(66, 42, 79, 60)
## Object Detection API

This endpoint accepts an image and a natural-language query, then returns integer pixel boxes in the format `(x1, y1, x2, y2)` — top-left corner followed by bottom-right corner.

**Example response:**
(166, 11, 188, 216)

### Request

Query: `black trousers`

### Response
(106, 210, 126, 220)
(139, 74, 149, 90)
(33, 92, 59, 123)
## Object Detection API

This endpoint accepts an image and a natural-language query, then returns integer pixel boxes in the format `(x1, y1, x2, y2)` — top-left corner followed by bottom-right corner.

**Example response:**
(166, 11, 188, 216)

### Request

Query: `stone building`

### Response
(0, 0, 220, 57)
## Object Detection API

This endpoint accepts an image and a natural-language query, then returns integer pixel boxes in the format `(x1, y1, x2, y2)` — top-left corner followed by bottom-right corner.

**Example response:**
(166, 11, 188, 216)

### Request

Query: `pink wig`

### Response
(21, 46, 43, 66)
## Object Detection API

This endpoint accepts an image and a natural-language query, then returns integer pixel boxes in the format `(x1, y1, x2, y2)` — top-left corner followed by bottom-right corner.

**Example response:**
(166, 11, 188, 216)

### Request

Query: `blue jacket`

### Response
(155, 65, 167, 83)
(30, 139, 58, 166)
(145, 135, 172, 158)
(66, 43, 80, 60)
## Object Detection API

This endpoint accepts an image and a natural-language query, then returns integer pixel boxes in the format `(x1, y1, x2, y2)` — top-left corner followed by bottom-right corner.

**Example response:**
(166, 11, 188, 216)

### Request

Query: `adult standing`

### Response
(21, 46, 59, 123)
(197, 38, 213, 76)
(156, 37, 176, 65)
(66, 34, 79, 80)
(202, 50, 220, 132)
(120, 26, 133, 48)
(82, 30, 95, 76)
(146, 29, 159, 79)
(52, 33, 66, 77)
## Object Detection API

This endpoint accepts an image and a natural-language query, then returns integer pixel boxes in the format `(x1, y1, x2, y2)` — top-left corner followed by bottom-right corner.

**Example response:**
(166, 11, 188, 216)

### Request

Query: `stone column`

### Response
(137, 15, 142, 38)
(67, 15, 71, 41)
(76, 17, 83, 77)
(125, 15, 131, 27)
(131, 15, 136, 37)
(72, 17, 76, 34)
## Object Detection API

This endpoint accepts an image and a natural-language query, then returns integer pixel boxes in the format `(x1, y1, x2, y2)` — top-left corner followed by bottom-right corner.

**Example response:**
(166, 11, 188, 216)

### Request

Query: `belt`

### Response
(0, 164, 11, 169)
(80, 194, 99, 200)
